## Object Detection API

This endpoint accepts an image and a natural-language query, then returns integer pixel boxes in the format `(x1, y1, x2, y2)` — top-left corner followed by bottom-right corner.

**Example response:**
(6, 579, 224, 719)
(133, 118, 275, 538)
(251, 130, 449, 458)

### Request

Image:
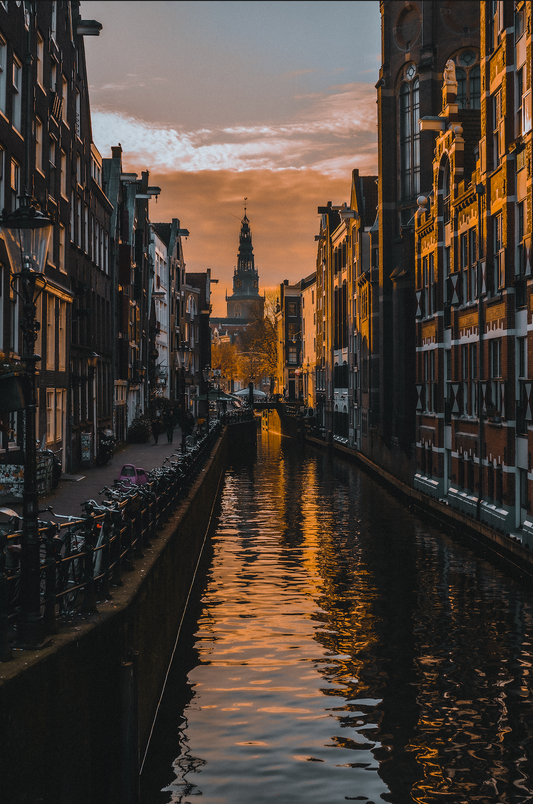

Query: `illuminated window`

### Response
(46, 295, 55, 370)
(58, 301, 66, 371)
(493, 213, 504, 289)
(493, 88, 503, 169)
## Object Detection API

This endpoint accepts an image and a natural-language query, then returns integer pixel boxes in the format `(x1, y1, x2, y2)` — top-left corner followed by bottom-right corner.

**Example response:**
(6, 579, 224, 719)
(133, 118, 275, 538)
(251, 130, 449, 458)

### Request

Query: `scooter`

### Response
(96, 429, 115, 466)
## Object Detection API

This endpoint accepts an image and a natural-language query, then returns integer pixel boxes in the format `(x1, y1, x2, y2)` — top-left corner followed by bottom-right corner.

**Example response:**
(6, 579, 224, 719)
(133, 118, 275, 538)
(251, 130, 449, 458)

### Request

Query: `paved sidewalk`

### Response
(9, 427, 185, 519)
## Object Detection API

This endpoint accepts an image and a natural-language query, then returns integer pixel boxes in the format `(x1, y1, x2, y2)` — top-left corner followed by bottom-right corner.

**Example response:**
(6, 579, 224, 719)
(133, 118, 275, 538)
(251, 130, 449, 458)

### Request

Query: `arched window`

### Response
(399, 66, 419, 200)
(453, 50, 480, 109)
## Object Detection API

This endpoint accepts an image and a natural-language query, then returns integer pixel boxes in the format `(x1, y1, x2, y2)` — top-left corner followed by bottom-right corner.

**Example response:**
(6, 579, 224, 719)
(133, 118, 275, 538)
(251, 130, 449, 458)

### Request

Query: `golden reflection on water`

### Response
(141, 431, 533, 804)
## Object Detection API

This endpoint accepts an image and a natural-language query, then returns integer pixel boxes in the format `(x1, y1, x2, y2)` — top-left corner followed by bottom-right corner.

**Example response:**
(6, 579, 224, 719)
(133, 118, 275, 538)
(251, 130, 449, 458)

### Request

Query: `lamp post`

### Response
(1, 196, 53, 648)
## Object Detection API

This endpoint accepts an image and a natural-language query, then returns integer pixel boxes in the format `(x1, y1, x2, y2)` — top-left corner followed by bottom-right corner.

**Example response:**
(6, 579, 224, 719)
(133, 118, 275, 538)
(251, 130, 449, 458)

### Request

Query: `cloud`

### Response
(91, 82, 377, 178)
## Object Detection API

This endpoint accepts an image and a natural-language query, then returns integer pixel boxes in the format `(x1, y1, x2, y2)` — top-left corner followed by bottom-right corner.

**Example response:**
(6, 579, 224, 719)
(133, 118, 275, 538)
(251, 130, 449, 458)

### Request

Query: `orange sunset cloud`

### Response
(125, 168, 374, 317)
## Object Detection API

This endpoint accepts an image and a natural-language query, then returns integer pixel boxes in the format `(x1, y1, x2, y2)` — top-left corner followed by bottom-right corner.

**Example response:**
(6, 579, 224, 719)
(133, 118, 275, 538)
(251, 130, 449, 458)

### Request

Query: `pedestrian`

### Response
(165, 408, 176, 444)
(151, 417, 161, 445)
(184, 409, 195, 437)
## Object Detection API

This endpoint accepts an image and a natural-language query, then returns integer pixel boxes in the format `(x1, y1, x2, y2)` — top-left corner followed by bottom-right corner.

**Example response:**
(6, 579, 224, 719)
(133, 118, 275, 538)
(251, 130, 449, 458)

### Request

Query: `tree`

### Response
(238, 293, 278, 392)
(211, 340, 241, 391)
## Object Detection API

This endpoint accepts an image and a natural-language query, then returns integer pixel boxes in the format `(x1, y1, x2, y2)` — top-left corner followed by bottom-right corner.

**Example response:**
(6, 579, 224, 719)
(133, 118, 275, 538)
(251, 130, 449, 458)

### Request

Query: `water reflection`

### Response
(141, 431, 533, 804)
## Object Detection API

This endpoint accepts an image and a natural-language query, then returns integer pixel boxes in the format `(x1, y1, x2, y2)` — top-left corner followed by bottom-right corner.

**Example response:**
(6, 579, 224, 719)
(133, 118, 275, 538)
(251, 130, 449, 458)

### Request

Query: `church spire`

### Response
(236, 200, 255, 274)
(225, 203, 264, 321)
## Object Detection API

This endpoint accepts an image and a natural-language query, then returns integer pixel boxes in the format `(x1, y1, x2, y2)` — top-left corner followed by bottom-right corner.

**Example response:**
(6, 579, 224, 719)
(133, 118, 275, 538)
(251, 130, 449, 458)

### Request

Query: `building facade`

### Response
(414, 0, 532, 535)
(0, 3, 211, 488)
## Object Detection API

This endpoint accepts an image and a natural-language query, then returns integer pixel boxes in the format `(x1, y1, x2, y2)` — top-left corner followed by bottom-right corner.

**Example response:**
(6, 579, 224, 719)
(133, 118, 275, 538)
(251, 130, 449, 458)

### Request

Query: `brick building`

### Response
(0, 1, 112, 473)
(376, 0, 480, 480)
(414, 0, 532, 534)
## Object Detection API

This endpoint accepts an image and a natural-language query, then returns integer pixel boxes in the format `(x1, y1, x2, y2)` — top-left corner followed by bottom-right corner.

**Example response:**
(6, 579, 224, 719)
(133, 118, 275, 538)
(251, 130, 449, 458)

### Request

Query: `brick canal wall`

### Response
(0, 421, 256, 804)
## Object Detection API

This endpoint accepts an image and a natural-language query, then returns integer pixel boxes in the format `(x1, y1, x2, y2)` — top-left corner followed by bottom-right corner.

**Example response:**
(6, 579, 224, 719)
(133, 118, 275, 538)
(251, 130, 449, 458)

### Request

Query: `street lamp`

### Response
(1, 195, 53, 648)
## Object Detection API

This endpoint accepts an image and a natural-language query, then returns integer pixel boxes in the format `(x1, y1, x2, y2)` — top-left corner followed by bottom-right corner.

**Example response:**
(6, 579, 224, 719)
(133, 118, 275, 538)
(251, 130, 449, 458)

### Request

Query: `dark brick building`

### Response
(376, 0, 480, 479)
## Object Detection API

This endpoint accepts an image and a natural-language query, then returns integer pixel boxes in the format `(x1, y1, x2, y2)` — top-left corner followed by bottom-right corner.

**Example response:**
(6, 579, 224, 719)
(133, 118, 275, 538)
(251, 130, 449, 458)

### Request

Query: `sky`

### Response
(82, 1, 381, 316)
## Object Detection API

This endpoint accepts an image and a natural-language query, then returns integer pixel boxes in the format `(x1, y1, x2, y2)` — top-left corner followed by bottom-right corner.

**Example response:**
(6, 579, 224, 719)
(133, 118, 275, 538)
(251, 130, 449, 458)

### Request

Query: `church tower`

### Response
(226, 206, 264, 320)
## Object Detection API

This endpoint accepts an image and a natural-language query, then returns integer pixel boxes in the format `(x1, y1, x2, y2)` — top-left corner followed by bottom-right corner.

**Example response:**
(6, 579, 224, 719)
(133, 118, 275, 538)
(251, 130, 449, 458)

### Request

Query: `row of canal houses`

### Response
(0, 1, 211, 480)
(277, 0, 533, 536)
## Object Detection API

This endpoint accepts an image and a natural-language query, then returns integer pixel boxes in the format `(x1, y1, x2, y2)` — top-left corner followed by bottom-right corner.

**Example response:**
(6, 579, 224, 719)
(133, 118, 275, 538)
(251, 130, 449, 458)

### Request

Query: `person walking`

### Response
(165, 408, 176, 444)
(151, 417, 161, 445)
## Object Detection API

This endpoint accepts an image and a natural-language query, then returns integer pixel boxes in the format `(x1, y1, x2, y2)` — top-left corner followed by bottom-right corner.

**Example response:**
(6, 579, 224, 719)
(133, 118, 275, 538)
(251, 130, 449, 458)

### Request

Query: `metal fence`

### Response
(0, 412, 253, 660)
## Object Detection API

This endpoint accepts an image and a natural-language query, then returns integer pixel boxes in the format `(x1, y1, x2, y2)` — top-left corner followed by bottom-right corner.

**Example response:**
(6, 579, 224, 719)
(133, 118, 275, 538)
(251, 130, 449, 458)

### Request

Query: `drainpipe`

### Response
(476, 183, 485, 521)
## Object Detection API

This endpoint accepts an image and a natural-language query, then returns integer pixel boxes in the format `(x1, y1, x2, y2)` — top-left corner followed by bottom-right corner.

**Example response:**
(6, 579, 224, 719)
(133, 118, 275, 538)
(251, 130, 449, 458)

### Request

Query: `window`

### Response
(399, 71, 420, 199)
(35, 117, 43, 173)
(46, 390, 55, 442)
(84, 205, 88, 253)
(489, 0, 504, 52)
(462, 344, 468, 415)
(75, 89, 81, 138)
(51, 1, 57, 42)
(421, 254, 434, 316)
(0, 36, 6, 115)
(12, 57, 21, 131)
(490, 338, 504, 417)
(10, 158, 19, 208)
(518, 336, 527, 379)
(49, 138, 56, 198)
(461, 232, 469, 302)
(104, 231, 109, 275)
(61, 74, 68, 124)
(70, 191, 75, 241)
(423, 350, 435, 413)
(442, 161, 451, 224)
(517, 200, 526, 276)
(492, 88, 504, 168)
(46, 295, 55, 370)
(50, 59, 57, 92)
(516, 66, 532, 136)
(60, 149, 66, 197)
(493, 213, 504, 290)
(454, 50, 480, 110)
(59, 224, 66, 272)
(77, 197, 82, 248)
(491, 338, 502, 379)
(470, 342, 478, 416)
(36, 31, 44, 88)
(58, 301, 66, 371)
(469, 228, 478, 299)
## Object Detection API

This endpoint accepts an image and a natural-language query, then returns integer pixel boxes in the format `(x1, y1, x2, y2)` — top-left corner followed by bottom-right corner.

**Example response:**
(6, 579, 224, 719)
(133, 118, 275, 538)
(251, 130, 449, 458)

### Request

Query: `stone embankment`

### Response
(0, 419, 256, 804)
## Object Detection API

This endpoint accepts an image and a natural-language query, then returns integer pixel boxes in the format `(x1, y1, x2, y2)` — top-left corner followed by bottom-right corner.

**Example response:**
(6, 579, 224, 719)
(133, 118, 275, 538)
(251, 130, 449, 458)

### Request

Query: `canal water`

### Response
(140, 430, 533, 804)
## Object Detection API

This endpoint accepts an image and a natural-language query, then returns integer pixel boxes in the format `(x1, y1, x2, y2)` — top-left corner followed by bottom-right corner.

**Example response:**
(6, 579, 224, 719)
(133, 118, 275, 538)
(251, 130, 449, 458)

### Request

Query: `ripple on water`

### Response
(141, 433, 533, 804)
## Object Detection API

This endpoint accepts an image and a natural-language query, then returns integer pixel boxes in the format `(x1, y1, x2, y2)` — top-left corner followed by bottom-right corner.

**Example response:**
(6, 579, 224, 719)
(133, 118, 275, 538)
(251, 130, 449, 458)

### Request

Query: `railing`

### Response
(0, 419, 228, 657)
